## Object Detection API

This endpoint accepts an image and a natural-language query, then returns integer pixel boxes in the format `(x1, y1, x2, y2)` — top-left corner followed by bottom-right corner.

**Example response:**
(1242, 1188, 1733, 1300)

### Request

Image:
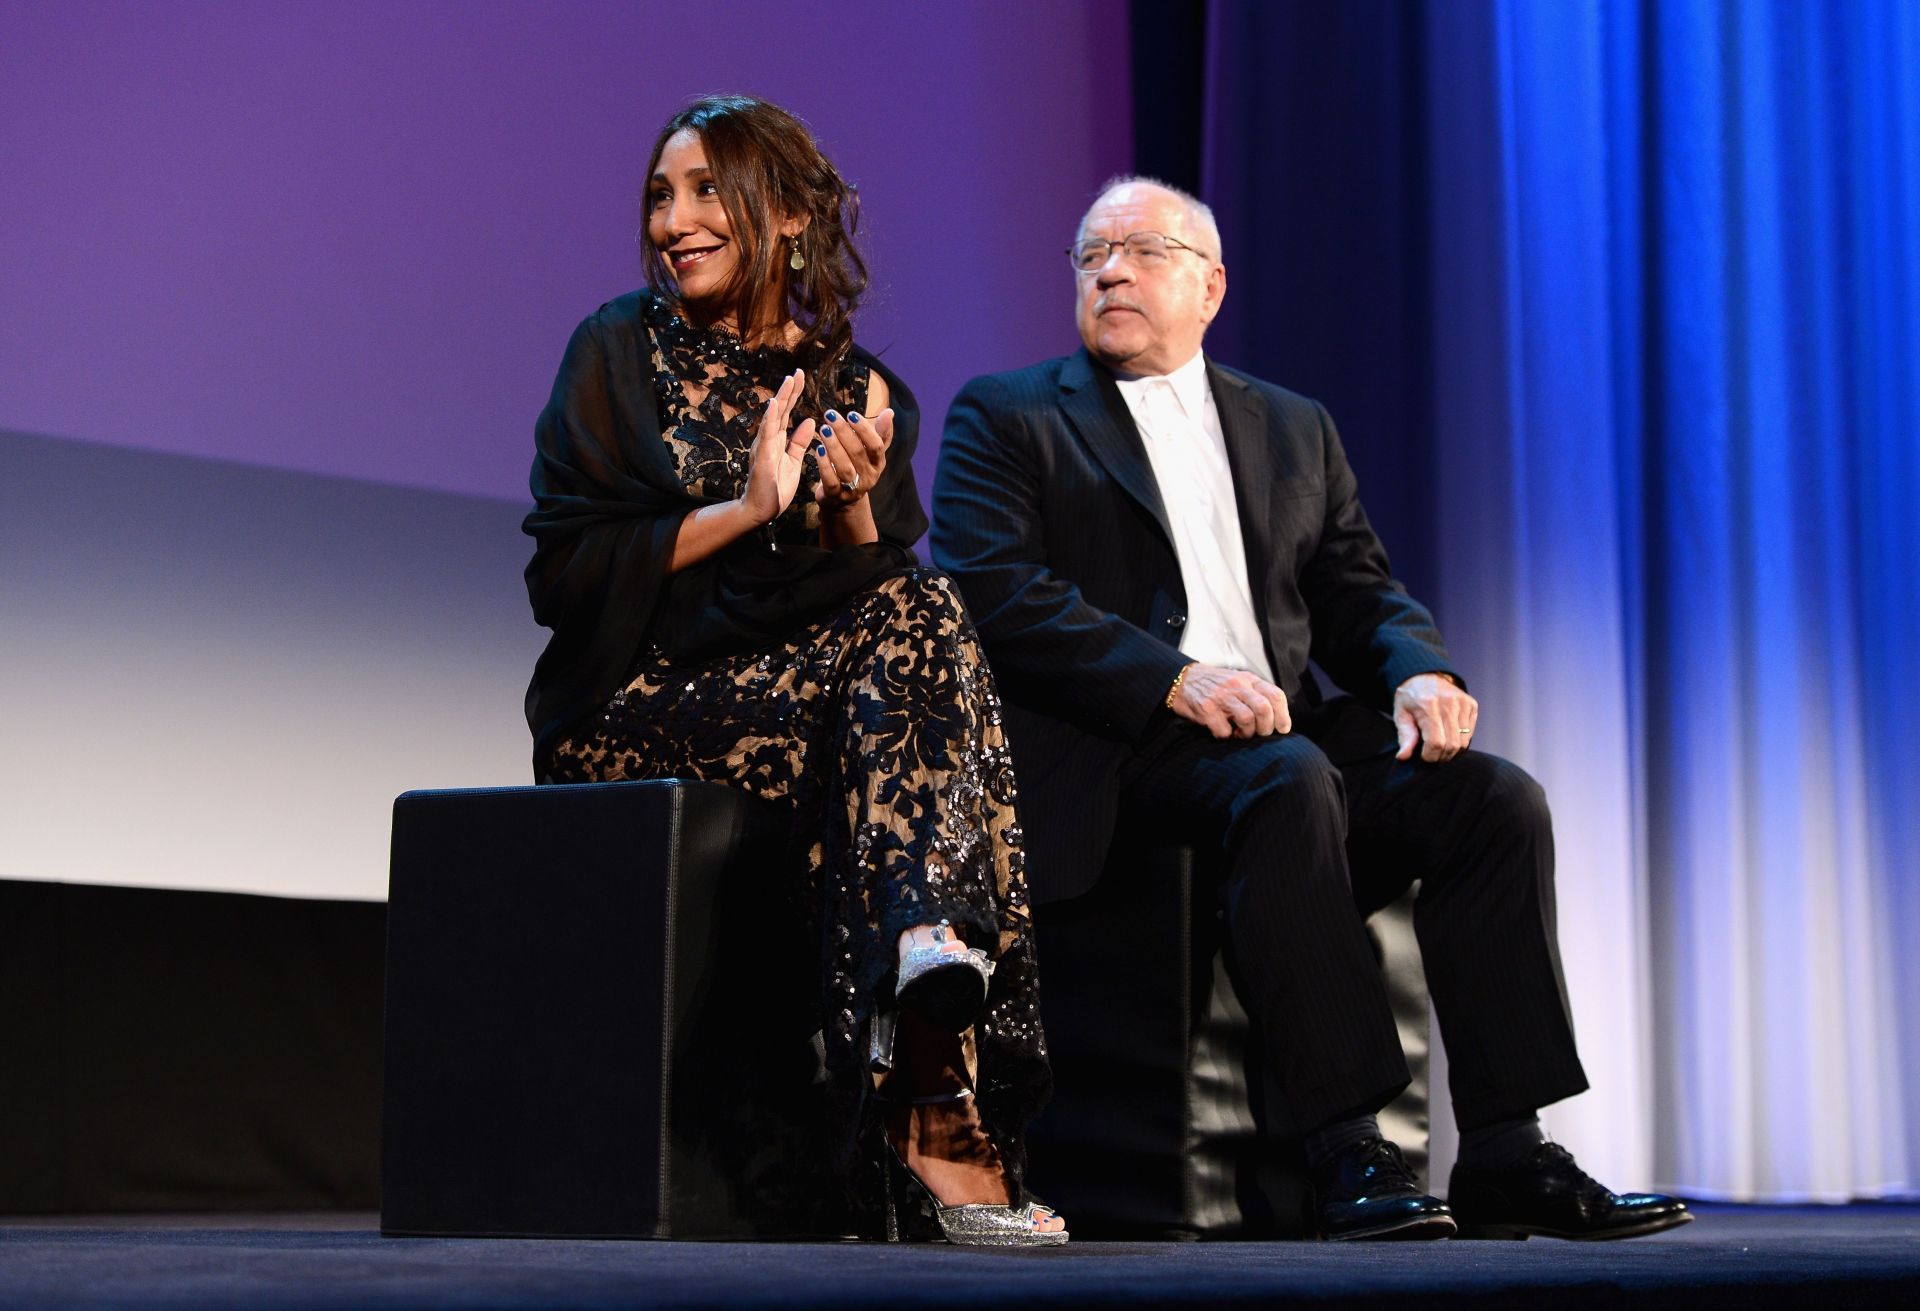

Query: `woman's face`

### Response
(647, 128, 737, 311)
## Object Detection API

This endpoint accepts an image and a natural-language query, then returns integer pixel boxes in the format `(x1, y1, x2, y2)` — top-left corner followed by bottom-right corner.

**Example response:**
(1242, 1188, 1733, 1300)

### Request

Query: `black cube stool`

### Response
(381, 779, 847, 1239)
(1025, 840, 1430, 1239)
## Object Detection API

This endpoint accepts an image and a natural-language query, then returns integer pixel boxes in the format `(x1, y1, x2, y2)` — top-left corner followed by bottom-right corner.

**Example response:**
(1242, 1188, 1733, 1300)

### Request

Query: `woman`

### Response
(522, 95, 1063, 1245)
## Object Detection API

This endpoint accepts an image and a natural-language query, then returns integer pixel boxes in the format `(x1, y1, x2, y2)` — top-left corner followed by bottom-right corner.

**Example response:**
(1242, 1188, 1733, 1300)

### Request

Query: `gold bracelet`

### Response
(1165, 663, 1193, 709)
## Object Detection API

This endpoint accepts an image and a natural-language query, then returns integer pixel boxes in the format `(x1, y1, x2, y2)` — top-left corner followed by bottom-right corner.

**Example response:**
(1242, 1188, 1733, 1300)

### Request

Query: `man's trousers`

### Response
(1114, 720, 1591, 1132)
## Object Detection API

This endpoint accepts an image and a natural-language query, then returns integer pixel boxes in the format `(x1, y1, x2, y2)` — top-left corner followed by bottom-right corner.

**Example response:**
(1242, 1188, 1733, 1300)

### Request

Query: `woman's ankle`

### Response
(889, 1100, 1011, 1209)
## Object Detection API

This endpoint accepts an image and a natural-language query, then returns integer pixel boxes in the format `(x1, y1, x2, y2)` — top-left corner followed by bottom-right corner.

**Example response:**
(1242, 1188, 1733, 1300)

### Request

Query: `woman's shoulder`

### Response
(846, 344, 914, 419)
(553, 289, 671, 385)
(579, 287, 661, 338)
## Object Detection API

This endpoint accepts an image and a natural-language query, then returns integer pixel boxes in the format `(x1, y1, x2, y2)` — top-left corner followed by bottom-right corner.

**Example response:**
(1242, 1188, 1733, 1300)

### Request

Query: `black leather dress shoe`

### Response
(1449, 1141, 1693, 1240)
(1314, 1137, 1457, 1241)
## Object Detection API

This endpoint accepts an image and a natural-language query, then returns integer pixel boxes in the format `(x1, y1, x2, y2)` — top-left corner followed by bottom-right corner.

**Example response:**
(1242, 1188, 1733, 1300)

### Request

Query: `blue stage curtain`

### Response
(1176, 0, 1920, 1200)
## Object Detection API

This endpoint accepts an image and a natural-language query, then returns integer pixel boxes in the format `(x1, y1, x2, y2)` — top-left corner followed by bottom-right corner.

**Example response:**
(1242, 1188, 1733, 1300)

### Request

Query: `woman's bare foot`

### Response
(881, 1008, 1066, 1235)
(889, 1099, 1009, 1207)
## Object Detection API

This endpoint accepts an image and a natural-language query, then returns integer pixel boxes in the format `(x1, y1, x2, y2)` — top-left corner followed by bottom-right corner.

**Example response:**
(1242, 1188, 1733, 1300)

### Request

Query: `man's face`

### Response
(1073, 184, 1226, 377)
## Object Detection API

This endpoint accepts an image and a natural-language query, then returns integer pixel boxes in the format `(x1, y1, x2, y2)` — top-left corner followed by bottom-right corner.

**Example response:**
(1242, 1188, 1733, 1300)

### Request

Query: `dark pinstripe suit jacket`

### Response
(930, 347, 1457, 905)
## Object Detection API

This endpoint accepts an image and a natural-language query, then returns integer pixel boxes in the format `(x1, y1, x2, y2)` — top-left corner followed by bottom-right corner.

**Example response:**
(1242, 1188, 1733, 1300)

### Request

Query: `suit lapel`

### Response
(1059, 349, 1175, 551)
(1208, 360, 1277, 634)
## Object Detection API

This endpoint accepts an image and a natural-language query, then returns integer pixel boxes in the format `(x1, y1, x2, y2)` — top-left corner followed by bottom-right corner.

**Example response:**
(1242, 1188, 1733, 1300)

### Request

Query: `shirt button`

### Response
(1167, 613, 1187, 630)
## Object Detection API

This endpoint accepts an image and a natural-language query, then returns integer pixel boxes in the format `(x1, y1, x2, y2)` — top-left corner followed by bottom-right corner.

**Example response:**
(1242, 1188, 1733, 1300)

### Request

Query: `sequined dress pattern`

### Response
(547, 298, 1049, 1173)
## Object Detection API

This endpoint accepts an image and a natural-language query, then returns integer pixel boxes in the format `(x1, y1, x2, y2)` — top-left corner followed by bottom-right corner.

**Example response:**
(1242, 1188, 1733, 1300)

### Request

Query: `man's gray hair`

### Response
(1084, 175, 1224, 264)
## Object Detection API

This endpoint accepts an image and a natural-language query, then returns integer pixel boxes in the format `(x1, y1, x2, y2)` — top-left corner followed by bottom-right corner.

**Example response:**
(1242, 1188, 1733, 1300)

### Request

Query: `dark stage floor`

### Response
(2, 1205, 1916, 1310)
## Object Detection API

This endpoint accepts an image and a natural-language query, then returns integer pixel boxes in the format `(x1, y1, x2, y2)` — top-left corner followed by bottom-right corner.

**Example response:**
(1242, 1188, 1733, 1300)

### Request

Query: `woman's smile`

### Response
(669, 243, 724, 271)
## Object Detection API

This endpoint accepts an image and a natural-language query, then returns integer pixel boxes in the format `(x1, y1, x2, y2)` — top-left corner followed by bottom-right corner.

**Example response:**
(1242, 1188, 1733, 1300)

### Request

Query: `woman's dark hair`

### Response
(642, 95, 868, 408)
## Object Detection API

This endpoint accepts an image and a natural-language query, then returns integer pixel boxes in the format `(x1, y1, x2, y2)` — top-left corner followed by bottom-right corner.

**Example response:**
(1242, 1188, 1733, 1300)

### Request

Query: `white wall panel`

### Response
(2, 432, 544, 901)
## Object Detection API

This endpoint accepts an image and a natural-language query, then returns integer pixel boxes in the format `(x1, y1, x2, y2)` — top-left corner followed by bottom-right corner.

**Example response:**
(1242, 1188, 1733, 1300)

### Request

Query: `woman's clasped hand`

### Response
(740, 366, 895, 525)
(814, 406, 894, 507)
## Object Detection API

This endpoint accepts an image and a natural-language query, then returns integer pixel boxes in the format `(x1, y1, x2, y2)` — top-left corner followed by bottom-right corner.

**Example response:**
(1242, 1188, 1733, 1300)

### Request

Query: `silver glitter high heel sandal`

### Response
(880, 1112, 1068, 1247)
(895, 919, 995, 1032)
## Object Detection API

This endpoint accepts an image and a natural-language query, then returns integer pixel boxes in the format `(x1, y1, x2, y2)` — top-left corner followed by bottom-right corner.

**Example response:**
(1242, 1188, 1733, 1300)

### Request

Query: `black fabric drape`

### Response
(1129, 0, 1210, 194)
(522, 290, 927, 773)
(1128, 0, 1441, 606)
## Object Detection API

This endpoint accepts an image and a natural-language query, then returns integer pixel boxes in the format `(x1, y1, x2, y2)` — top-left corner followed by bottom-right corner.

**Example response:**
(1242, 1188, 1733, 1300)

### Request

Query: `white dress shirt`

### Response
(1113, 351, 1274, 683)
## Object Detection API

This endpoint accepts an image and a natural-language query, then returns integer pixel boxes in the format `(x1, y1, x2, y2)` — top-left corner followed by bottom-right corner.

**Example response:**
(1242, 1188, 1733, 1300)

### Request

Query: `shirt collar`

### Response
(1113, 350, 1210, 421)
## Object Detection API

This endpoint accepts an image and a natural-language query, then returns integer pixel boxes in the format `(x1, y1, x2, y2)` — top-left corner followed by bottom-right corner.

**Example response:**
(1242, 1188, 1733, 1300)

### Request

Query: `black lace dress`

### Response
(532, 292, 1049, 1184)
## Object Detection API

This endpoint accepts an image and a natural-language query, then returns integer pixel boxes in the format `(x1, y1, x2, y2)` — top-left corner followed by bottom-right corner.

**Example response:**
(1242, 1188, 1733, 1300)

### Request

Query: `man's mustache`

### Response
(1095, 297, 1145, 315)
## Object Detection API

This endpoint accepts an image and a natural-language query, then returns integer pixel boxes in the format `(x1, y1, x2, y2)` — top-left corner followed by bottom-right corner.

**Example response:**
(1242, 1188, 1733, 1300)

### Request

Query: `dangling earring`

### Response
(789, 236, 806, 272)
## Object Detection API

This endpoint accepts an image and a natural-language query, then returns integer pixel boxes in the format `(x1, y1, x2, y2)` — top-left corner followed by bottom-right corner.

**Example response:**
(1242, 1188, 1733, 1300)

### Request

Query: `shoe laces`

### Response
(1535, 1141, 1613, 1204)
(1358, 1137, 1418, 1189)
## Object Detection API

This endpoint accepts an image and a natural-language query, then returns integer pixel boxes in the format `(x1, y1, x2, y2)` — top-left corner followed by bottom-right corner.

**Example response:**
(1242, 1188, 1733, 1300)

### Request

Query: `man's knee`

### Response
(1468, 753, 1552, 847)
(1231, 739, 1347, 848)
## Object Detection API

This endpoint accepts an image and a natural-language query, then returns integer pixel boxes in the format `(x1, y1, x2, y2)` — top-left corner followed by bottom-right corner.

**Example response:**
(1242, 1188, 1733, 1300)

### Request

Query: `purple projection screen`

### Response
(0, 0, 1130, 500)
(0, 1, 1130, 900)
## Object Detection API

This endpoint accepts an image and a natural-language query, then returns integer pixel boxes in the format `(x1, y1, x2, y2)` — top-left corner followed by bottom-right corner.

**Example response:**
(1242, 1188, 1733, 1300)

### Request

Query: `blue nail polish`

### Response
(814, 443, 827, 457)
(820, 425, 833, 438)
(825, 410, 841, 423)
(848, 412, 862, 424)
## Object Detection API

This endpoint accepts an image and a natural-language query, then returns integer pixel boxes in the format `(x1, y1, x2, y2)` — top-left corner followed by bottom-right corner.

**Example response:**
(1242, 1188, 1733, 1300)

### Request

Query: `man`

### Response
(930, 177, 1689, 1241)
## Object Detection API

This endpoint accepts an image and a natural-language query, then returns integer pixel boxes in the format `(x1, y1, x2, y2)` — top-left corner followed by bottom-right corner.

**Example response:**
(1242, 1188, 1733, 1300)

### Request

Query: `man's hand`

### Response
(1169, 663, 1292, 740)
(1393, 673, 1478, 762)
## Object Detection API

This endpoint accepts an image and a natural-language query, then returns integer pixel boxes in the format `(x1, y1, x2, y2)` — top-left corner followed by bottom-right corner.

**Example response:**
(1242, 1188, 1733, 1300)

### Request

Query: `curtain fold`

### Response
(1182, 0, 1920, 1201)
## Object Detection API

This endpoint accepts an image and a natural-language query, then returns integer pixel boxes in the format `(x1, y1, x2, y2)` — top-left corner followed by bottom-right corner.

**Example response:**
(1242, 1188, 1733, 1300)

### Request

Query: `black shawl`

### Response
(522, 290, 928, 773)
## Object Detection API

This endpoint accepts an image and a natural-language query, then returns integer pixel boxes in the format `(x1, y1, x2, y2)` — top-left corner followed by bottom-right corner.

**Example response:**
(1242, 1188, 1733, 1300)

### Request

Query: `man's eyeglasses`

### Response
(1067, 231, 1213, 273)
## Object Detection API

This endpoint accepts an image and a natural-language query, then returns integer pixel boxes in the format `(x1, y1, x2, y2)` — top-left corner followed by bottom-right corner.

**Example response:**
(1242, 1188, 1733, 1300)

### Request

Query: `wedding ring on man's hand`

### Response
(1458, 729, 1472, 735)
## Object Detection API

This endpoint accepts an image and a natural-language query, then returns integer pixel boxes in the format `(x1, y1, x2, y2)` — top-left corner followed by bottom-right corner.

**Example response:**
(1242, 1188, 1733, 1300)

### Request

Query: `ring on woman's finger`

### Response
(847, 472, 862, 493)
